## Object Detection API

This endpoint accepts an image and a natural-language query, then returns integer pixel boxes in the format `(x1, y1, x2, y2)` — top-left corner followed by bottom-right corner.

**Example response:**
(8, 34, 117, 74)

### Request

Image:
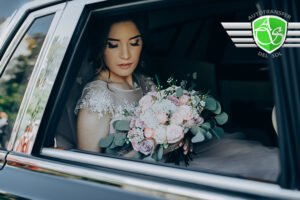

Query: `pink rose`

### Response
(170, 112, 183, 125)
(144, 128, 154, 138)
(167, 95, 180, 106)
(135, 118, 145, 128)
(178, 105, 193, 121)
(139, 95, 153, 110)
(166, 124, 184, 143)
(139, 139, 155, 155)
(156, 112, 168, 125)
(131, 138, 140, 151)
(179, 95, 190, 105)
(183, 90, 189, 95)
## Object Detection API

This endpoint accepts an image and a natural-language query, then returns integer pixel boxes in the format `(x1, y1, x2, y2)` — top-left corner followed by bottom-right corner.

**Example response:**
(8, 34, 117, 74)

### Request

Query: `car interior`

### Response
(49, 0, 278, 181)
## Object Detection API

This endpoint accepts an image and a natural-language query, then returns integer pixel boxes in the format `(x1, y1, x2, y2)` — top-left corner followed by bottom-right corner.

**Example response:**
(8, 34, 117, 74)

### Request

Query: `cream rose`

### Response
(166, 124, 184, 143)
(156, 112, 168, 125)
(153, 125, 167, 144)
(178, 105, 193, 121)
(139, 95, 153, 110)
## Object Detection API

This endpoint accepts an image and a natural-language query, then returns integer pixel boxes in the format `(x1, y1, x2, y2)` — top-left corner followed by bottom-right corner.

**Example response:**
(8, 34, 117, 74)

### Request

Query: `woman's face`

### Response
(104, 20, 143, 78)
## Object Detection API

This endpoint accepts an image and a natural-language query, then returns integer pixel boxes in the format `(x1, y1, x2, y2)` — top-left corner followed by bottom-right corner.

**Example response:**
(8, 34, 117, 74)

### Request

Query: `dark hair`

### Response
(89, 13, 149, 80)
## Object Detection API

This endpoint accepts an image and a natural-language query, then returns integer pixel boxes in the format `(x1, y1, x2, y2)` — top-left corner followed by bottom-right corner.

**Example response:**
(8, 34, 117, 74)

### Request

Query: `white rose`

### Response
(153, 125, 167, 144)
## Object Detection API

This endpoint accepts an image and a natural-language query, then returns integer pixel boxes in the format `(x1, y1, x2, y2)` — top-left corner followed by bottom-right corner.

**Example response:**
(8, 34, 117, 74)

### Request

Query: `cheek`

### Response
(132, 45, 143, 60)
(104, 49, 117, 66)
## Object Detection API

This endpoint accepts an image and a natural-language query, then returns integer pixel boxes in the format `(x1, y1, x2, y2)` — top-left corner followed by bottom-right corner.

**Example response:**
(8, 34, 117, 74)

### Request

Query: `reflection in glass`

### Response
(0, 14, 54, 149)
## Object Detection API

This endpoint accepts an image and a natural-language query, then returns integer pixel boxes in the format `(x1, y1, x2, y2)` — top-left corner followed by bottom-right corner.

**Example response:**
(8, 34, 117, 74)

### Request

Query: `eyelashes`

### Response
(107, 42, 118, 48)
(130, 38, 140, 46)
(107, 38, 141, 49)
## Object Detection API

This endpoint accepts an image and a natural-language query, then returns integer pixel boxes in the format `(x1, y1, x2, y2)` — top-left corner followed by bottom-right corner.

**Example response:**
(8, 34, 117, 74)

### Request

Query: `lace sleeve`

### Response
(74, 81, 115, 118)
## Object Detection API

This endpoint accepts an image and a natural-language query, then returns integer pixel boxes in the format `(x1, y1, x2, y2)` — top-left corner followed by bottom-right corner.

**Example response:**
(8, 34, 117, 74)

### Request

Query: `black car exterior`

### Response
(0, 0, 300, 199)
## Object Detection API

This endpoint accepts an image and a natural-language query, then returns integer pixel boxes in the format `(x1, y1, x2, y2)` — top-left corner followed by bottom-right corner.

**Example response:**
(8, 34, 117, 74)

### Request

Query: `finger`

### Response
(183, 144, 188, 150)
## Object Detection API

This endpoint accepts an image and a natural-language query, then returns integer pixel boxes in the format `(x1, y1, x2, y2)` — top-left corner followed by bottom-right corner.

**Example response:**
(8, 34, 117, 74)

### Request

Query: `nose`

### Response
(120, 44, 130, 60)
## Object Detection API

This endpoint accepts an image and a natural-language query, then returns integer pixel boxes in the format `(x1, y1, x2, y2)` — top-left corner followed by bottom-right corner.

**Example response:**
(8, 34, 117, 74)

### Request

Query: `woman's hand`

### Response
(163, 138, 193, 155)
(180, 137, 193, 155)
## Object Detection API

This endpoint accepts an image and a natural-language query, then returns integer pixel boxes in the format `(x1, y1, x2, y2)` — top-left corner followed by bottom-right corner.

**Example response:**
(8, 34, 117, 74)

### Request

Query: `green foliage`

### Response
(215, 112, 228, 125)
(214, 101, 222, 114)
(200, 122, 211, 130)
(134, 152, 143, 159)
(203, 97, 217, 111)
(191, 131, 205, 143)
(113, 120, 131, 132)
(190, 125, 200, 135)
(157, 145, 164, 161)
(204, 131, 213, 139)
(114, 133, 126, 146)
(143, 156, 156, 162)
(99, 134, 114, 148)
(175, 88, 183, 97)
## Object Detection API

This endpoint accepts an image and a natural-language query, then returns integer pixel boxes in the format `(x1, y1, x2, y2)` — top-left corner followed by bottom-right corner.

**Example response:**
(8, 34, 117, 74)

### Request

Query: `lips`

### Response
(118, 63, 132, 69)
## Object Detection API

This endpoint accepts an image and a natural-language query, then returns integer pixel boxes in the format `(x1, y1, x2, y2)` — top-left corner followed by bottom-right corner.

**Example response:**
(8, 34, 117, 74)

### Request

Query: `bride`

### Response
(74, 15, 279, 182)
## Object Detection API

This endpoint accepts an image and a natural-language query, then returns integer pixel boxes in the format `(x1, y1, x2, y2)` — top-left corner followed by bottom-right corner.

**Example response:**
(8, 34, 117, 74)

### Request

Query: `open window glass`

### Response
(44, 0, 280, 184)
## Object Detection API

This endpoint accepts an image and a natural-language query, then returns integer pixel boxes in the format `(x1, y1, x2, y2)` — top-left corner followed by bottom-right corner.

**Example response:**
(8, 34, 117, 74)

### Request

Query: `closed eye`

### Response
(130, 38, 141, 46)
(107, 41, 118, 48)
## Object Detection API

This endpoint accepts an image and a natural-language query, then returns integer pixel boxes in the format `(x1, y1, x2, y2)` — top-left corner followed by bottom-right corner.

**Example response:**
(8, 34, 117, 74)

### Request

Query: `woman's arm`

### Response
(77, 108, 111, 152)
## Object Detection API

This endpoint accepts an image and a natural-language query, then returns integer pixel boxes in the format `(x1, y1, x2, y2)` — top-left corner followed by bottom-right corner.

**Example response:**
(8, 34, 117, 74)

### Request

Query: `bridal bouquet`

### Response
(99, 77, 228, 163)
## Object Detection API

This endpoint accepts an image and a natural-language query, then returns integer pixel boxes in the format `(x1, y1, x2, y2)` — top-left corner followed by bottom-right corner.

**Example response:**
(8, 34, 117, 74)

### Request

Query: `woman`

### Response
(75, 15, 279, 182)
(75, 16, 155, 153)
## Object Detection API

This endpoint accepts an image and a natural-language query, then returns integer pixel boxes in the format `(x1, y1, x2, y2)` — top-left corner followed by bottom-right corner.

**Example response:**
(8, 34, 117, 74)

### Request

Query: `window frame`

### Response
(0, 0, 65, 60)
(4, 4, 66, 151)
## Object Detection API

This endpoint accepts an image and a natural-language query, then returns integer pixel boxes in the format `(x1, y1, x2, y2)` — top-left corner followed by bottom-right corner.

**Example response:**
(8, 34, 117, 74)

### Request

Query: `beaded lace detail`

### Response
(74, 74, 156, 119)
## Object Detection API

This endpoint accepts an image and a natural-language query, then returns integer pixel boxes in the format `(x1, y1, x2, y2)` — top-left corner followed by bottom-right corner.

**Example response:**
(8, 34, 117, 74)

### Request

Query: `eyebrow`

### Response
(107, 34, 142, 41)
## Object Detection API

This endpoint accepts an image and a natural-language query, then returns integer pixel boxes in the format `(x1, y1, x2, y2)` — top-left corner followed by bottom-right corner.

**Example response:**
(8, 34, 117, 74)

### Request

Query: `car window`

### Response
(0, 0, 32, 36)
(0, 14, 54, 150)
(42, 0, 279, 184)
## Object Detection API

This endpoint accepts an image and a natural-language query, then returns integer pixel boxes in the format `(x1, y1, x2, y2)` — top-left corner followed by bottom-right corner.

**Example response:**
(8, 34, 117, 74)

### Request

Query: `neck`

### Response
(98, 70, 134, 88)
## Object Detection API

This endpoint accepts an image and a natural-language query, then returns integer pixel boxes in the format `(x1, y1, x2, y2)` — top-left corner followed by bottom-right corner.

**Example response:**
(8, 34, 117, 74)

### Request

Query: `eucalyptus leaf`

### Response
(204, 131, 213, 139)
(143, 156, 156, 162)
(201, 122, 211, 130)
(109, 141, 117, 149)
(176, 88, 183, 97)
(209, 129, 220, 139)
(190, 125, 200, 135)
(213, 126, 225, 138)
(99, 134, 114, 148)
(105, 148, 117, 155)
(113, 120, 131, 132)
(114, 133, 126, 146)
(134, 152, 143, 159)
(203, 97, 217, 111)
(215, 112, 228, 125)
(191, 132, 205, 143)
(214, 101, 221, 115)
(194, 96, 200, 105)
(157, 145, 164, 161)
(192, 91, 202, 96)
